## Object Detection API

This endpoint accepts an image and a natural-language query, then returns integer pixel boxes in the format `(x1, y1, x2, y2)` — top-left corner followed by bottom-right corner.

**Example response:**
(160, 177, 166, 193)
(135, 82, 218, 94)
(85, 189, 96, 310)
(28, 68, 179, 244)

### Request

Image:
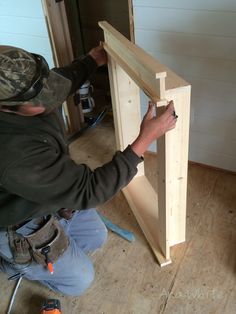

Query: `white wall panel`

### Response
(0, 16, 48, 37)
(133, 0, 236, 11)
(190, 132, 236, 159)
(189, 147, 236, 172)
(0, 33, 52, 64)
(135, 30, 236, 61)
(148, 51, 236, 84)
(0, 0, 54, 68)
(0, 0, 43, 17)
(186, 77, 236, 105)
(133, 1, 236, 171)
(134, 7, 236, 37)
(191, 97, 236, 122)
(190, 115, 236, 141)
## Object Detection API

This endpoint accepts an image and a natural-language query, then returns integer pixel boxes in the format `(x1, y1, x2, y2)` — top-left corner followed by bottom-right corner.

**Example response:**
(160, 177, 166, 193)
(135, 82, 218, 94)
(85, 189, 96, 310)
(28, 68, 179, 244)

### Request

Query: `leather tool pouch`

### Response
(8, 216, 69, 266)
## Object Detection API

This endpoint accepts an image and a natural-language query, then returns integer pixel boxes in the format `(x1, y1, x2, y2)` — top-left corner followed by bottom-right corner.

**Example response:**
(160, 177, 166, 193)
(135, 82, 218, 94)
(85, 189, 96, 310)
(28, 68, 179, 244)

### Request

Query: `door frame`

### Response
(42, 0, 83, 135)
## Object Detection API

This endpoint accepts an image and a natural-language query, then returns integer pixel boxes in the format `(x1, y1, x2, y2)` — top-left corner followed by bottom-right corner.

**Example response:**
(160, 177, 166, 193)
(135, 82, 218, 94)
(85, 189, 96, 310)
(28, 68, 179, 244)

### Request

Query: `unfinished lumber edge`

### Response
(123, 176, 172, 267)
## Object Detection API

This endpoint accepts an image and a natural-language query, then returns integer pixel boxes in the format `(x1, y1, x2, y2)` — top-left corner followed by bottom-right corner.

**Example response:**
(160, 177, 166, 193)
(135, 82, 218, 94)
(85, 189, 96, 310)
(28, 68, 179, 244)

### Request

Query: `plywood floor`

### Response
(1, 117, 236, 314)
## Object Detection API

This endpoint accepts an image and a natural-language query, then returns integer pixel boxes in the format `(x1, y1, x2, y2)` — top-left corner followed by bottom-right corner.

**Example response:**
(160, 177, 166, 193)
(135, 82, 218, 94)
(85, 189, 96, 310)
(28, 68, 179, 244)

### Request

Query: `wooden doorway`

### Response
(42, 0, 83, 135)
(42, 0, 135, 136)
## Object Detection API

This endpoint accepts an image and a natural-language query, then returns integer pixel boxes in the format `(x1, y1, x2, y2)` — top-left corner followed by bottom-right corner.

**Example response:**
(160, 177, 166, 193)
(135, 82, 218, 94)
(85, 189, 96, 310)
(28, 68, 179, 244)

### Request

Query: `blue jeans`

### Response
(0, 209, 107, 296)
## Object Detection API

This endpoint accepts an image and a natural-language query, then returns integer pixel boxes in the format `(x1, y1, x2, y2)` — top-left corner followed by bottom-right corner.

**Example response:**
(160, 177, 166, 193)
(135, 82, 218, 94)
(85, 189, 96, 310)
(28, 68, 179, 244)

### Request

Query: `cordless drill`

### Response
(40, 299, 61, 314)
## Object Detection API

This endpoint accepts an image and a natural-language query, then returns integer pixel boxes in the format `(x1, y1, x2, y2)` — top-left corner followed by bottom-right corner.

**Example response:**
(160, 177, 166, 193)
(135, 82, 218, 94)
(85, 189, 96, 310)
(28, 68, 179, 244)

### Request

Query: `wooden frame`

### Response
(99, 21, 191, 266)
(42, 0, 83, 135)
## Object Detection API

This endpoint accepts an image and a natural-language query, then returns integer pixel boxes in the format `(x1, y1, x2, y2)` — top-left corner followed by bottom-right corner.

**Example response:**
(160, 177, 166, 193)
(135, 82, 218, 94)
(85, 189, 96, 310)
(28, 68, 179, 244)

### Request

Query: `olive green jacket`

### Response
(0, 55, 142, 227)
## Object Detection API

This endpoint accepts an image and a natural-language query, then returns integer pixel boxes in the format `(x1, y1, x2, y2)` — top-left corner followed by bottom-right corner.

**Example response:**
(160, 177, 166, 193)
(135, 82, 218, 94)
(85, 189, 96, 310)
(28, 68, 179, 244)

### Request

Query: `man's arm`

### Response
(52, 45, 107, 96)
(1, 101, 176, 210)
(1, 141, 142, 212)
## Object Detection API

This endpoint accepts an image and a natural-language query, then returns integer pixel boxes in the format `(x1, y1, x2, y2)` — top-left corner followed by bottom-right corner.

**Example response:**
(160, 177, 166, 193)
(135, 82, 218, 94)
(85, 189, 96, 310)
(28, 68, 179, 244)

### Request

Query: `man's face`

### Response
(0, 103, 46, 116)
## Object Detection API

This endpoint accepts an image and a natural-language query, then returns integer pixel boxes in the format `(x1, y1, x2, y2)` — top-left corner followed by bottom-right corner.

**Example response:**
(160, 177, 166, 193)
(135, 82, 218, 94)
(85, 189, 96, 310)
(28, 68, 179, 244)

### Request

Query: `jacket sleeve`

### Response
(1, 140, 142, 210)
(52, 55, 97, 95)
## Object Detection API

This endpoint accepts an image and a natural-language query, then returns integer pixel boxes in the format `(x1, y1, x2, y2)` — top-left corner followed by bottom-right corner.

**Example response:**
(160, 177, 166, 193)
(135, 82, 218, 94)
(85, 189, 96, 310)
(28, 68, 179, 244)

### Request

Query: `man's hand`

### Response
(131, 101, 177, 157)
(89, 43, 107, 67)
(58, 208, 75, 220)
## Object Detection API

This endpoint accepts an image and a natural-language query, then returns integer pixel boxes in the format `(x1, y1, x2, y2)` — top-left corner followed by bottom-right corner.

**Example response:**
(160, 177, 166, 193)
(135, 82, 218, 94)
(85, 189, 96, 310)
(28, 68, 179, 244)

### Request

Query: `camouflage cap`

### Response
(0, 45, 71, 110)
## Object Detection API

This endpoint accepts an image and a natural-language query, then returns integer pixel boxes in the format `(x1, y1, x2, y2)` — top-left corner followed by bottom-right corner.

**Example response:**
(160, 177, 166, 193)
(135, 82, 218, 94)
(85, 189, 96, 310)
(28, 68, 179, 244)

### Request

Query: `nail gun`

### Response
(40, 299, 61, 314)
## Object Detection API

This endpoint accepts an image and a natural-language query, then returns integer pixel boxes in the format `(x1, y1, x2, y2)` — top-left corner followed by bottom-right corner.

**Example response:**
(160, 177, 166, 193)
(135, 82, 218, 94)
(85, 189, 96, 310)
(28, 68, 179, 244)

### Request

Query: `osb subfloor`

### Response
(1, 118, 236, 314)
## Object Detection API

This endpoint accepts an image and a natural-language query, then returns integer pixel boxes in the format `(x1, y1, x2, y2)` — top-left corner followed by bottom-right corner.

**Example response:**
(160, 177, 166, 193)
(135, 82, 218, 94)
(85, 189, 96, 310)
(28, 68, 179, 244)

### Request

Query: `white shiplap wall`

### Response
(133, 0, 236, 172)
(0, 0, 54, 67)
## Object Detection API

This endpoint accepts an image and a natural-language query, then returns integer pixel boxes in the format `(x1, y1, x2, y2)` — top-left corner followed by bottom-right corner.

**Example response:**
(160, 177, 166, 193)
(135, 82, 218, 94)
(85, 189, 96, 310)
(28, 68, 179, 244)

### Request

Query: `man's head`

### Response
(0, 45, 71, 115)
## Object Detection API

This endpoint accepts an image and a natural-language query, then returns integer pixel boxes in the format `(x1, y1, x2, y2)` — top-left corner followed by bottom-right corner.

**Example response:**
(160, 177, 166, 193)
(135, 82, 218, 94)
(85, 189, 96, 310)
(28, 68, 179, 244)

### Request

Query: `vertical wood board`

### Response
(123, 175, 171, 266)
(42, 0, 82, 135)
(165, 87, 191, 245)
(106, 53, 144, 176)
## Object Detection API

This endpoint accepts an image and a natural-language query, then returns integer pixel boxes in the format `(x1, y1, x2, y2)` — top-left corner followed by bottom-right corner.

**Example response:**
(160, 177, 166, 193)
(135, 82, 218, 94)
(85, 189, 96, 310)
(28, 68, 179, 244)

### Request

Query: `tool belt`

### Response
(7, 215, 69, 266)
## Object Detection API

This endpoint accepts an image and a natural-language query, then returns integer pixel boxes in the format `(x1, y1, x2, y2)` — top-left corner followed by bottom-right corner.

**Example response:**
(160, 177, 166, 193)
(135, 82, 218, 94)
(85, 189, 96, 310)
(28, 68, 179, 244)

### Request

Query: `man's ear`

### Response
(0, 104, 46, 116)
(17, 104, 46, 116)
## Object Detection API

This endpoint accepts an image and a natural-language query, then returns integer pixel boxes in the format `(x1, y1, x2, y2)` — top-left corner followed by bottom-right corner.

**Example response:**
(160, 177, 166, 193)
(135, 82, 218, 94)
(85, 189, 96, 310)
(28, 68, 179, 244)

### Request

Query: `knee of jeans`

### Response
(54, 263, 95, 297)
(71, 266, 95, 296)
(96, 225, 108, 249)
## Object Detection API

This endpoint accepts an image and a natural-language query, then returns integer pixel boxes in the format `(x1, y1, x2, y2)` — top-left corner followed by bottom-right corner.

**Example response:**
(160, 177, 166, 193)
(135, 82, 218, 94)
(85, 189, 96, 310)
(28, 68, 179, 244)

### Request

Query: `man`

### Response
(0, 45, 177, 296)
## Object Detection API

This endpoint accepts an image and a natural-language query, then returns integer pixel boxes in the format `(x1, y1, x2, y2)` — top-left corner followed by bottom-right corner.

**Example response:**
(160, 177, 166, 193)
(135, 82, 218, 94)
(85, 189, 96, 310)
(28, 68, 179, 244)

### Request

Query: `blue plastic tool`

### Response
(98, 212, 135, 242)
